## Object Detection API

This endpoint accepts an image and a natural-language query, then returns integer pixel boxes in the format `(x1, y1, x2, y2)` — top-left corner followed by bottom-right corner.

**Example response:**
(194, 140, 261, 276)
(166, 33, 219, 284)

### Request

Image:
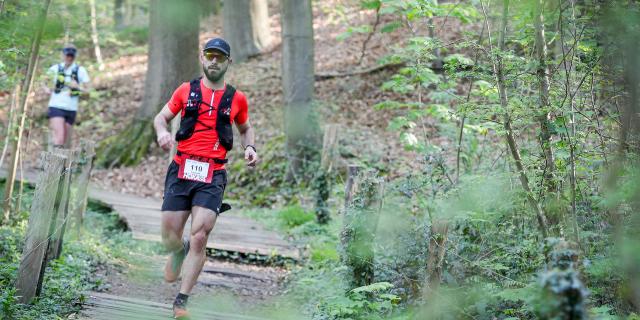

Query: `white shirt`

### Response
(47, 63, 90, 111)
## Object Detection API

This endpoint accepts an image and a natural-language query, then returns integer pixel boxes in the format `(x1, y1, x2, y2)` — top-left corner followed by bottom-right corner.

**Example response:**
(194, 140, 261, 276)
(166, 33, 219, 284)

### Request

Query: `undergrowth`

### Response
(0, 183, 161, 320)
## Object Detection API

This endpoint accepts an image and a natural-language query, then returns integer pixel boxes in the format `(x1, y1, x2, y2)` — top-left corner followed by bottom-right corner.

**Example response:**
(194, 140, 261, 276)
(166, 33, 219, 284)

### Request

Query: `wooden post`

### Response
(70, 140, 95, 236)
(15, 152, 66, 303)
(47, 149, 79, 261)
(340, 169, 384, 287)
(320, 124, 338, 172)
(314, 124, 339, 224)
(344, 165, 361, 212)
(426, 219, 449, 295)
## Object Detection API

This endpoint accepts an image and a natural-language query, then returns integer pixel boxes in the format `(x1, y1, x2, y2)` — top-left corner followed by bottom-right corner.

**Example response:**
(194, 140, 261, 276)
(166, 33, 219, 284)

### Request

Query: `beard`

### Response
(203, 64, 227, 82)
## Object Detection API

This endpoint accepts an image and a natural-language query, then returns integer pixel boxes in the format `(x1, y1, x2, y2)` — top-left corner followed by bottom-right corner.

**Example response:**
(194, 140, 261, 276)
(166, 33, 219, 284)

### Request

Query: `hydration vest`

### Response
(175, 77, 236, 152)
(54, 63, 80, 96)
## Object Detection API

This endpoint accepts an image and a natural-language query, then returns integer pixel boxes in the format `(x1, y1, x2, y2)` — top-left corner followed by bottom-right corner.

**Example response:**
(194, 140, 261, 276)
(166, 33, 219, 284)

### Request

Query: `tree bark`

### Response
(114, 0, 125, 30)
(96, 0, 200, 167)
(223, 0, 272, 62)
(280, 0, 319, 182)
(426, 219, 449, 295)
(90, 0, 105, 71)
(341, 169, 384, 288)
(534, 0, 556, 194)
(3, 0, 51, 222)
(490, 0, 549, 238)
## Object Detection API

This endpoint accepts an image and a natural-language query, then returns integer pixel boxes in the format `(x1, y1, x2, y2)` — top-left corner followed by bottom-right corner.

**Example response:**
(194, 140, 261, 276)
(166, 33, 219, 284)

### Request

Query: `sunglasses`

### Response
(63, 48, 77, 56)
(203, 51, 228, 62)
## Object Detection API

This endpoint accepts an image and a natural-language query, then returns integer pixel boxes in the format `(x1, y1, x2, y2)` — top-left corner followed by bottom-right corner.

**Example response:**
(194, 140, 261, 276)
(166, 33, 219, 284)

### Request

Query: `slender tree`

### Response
(487, 0, 549, 238)
(280, 0, 319, 181)
(114, 0, 125, 30)
(223, 0, 272, 62)
(534, 0, 556, 194)
(89, 0, 105, 71)
(96, 0, 200, 167)
(2, 0, 51, 222)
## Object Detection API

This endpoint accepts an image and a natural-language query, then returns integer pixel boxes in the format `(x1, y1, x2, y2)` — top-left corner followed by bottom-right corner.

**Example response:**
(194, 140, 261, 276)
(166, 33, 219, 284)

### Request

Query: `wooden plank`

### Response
(1, 168, 300, 260)
(70, 140, 95, 236)
(47, 149, 78, 261)
(15, 152, 66, 303)
(80, 292, 263, 320)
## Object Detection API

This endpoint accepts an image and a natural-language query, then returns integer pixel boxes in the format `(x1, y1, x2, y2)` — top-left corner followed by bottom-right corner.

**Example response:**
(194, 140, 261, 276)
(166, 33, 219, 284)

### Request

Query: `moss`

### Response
(94, 119, 154, 168)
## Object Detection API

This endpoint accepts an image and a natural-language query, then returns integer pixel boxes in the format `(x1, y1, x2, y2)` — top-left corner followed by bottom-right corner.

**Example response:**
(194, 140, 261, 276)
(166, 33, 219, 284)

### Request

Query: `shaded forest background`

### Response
(1, 0, 640, 319)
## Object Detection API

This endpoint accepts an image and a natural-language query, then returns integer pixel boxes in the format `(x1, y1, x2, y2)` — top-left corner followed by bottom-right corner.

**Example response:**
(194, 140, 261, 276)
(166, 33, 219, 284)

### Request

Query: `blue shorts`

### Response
(47, 107, 77, 125)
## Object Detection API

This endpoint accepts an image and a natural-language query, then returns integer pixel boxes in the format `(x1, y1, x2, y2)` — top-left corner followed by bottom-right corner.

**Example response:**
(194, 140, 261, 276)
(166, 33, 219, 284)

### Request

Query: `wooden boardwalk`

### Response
(3, 166, 296, 319)
(2, 168, 298, 259)
(90, 188, 298, 259)
(80, 292, 262, 319)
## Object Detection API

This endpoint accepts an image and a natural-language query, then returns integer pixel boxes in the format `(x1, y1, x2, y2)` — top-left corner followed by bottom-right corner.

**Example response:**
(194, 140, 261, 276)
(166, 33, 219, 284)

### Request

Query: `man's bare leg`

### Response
(49, 117, 66, 146)
(64, 123, 73, 148)
(161, 210, 190, 282)
(179, 205, 217, 294)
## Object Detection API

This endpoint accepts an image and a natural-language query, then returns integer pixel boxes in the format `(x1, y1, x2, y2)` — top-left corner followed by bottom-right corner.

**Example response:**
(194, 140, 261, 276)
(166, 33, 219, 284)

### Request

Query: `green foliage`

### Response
(323, 282, 400, 319)
(310, 242, 340, 264)
(0, 182, 161, 319)
(279, 206, 315, 228)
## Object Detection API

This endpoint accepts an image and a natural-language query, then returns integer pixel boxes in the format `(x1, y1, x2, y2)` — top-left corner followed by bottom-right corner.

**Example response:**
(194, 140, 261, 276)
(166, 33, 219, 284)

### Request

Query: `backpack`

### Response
(54, 63, 80, 96)
(175, 77, 236, 152)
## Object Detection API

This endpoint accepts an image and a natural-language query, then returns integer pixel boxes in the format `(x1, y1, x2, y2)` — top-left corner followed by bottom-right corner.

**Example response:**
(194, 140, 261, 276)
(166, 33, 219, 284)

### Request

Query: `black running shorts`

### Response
(161, 161, 227, 214)
(47, 107, 77, 125)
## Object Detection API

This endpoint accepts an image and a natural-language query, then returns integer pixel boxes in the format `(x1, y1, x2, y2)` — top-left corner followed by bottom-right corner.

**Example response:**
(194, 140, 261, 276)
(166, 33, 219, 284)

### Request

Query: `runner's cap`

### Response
(203, 38, 231, 57)
(62, 44, 77, 56)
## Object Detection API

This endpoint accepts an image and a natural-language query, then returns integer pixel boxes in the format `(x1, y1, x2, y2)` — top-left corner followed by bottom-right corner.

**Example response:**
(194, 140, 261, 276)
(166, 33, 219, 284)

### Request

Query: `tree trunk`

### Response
(90, 0, 105, 71)
(534, 0, 556, 195)
(426, 219, 449, 295)
(280, 0, 319, 182)
(491, 0, 549, 238)
(3, 0, 51, 222)
(223, 0, 272, 62)
(114, 0, 125, 30)
(341, 169, 384, 288)
(96, 0, 200, 167)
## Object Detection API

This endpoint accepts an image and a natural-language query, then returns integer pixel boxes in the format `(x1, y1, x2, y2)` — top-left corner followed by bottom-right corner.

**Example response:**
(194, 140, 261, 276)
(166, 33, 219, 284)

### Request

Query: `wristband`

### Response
(244, 145, 257, 153)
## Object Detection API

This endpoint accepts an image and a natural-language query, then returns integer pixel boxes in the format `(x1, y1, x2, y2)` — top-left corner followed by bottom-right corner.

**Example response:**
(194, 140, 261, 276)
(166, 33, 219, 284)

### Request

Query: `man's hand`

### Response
(68, 80, 80, 90)
(157, 131, 175, 151)
(244, 146, 258, 168)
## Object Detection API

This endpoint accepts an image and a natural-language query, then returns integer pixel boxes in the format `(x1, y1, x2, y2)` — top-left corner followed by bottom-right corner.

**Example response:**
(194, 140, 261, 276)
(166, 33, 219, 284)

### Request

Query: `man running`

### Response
(45, 44, 90, 148)
(153, 38, 258, 319)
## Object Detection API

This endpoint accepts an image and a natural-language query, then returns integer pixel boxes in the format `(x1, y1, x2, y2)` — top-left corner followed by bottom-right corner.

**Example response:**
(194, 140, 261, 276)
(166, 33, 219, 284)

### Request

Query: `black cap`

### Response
(203, 38, 231, 57)
(62, 45, 77, 56)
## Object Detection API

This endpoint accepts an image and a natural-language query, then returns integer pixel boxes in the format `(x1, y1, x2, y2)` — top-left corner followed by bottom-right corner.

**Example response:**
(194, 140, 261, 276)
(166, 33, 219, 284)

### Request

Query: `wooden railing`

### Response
(14, 140, 95, 304)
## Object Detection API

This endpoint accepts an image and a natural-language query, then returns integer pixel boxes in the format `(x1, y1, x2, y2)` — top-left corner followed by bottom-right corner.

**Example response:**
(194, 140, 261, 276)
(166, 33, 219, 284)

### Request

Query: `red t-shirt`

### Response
(167, 81, 249, 169)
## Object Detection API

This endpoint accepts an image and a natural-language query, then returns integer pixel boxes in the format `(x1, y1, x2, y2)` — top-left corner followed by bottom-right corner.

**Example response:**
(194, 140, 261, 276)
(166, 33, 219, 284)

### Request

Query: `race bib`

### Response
(177, 155, 215, 183)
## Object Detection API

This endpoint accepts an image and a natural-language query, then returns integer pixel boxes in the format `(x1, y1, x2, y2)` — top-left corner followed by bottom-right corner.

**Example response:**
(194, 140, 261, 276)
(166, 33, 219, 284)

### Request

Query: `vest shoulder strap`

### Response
(218, 85, 236, 110)
(188, 77, 203, 103)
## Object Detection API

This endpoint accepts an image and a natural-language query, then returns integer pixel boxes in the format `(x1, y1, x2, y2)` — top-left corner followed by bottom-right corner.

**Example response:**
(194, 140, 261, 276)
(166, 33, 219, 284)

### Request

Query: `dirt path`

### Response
(75, 249, 289, 319)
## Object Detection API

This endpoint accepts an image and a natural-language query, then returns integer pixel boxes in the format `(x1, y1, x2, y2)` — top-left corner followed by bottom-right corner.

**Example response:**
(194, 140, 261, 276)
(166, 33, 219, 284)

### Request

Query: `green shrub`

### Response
(116, 26, 149, 45)
(278, 206, 314, 228)
(310, 243, 339, 264)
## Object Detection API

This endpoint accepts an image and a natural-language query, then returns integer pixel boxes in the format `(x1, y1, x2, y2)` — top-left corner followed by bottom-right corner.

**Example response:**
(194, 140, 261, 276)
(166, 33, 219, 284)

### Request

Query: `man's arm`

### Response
(154, 104, 178, 151)
(69, 67, 90, 93)
(236, 120, 258, 167)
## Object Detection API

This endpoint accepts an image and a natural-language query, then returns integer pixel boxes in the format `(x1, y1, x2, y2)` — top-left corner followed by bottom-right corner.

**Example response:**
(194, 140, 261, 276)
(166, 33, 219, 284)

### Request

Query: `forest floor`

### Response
(9, 0, 468, 199)
(83, 240, 290, 315)
(1, 1, 472, 317)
